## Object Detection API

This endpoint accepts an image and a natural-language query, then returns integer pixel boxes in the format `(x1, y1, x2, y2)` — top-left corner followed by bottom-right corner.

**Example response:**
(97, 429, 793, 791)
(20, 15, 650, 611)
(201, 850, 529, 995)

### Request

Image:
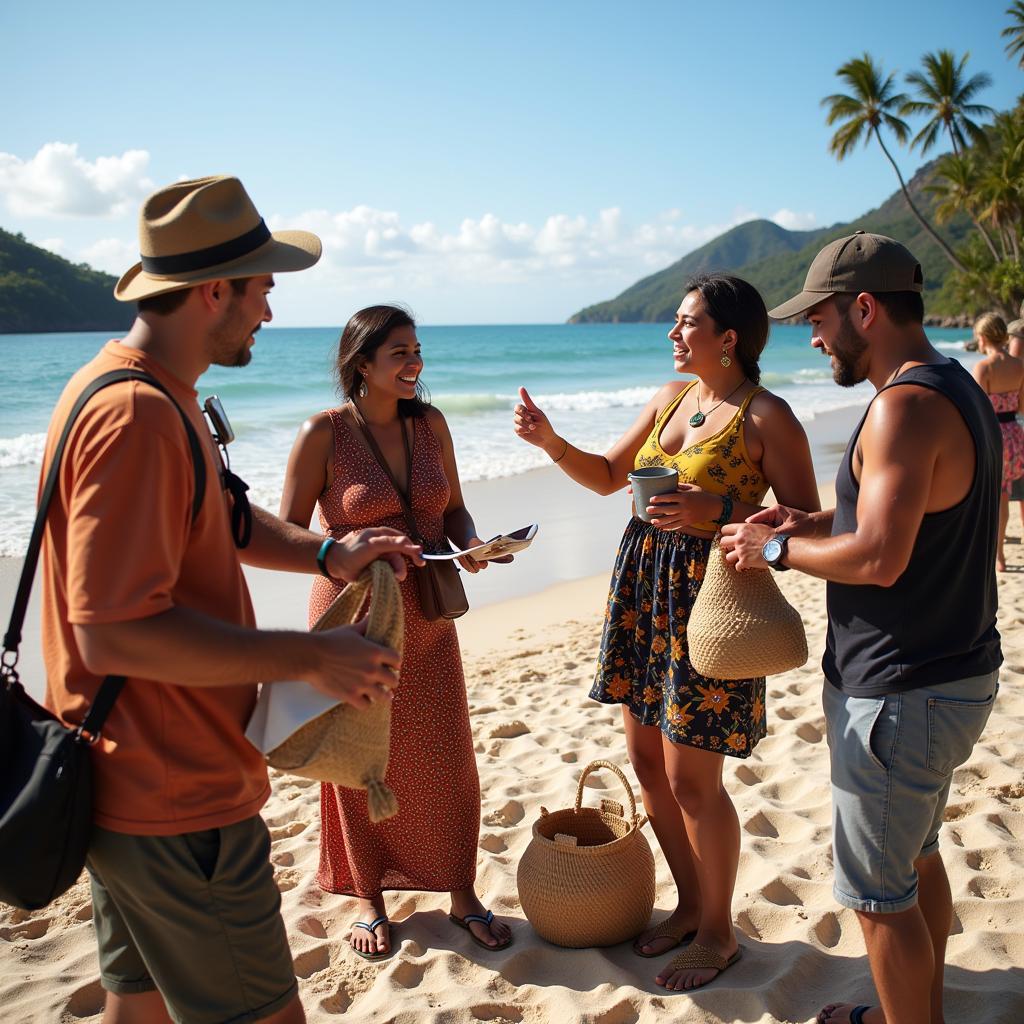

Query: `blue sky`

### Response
(1, 1, 1020, 324)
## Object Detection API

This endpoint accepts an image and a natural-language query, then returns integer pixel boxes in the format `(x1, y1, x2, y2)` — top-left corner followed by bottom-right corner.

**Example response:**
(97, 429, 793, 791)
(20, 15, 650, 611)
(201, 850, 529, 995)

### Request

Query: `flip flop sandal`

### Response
(632, 919, 697, 958)
(350, 915, 395, 961)
(448, 909, 513, 951)
(848, 1008, 871, 1024)
(660, 942, 743, 990)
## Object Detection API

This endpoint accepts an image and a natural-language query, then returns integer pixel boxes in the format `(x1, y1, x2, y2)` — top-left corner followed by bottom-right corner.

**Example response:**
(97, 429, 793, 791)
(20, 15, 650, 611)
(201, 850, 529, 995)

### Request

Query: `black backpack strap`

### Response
(2, 369, 208, 740)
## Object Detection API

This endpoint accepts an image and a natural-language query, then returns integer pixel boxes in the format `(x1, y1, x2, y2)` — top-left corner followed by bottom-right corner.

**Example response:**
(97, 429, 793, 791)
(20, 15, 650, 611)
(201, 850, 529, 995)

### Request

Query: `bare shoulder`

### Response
(867, 382, 961, 437)
(747, 387, 796, 421)
(291, 409, 335, 458)
(422, 403, 449, 432)
(652, 379, 689, 417)
(747, 388, 803, 436)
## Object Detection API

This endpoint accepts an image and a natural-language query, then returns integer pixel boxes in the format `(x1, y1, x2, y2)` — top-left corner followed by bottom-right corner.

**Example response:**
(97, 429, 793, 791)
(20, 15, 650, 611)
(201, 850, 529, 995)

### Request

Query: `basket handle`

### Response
(574, 759, 638, 822)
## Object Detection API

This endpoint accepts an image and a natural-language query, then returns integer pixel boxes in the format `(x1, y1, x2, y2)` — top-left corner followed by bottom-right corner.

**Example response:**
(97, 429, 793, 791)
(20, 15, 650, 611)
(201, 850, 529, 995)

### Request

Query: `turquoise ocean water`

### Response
(0, 323, 972, 557)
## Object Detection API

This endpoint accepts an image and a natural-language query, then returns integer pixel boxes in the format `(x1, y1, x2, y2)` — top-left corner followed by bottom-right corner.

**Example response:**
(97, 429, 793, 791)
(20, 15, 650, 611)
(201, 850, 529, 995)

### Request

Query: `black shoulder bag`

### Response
(0, 370, 206, 910)
(346, 403, 468, 621)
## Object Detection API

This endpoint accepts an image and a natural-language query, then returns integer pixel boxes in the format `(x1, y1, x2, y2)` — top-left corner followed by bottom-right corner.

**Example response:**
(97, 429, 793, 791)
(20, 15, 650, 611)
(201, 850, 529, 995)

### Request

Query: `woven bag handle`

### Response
(310, 559, 404, 656)
(574, 759, 638, 823)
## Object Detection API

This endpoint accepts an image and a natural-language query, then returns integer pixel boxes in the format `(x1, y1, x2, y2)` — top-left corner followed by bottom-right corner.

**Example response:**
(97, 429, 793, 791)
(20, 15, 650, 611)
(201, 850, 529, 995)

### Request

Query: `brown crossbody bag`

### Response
(346, 403, 469, 621)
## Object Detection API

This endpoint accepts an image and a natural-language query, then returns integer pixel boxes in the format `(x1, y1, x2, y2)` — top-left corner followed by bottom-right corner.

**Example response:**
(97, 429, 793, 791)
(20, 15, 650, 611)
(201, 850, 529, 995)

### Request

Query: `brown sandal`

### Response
(659, 942, 743, 989)
(632, 919, 697, 958)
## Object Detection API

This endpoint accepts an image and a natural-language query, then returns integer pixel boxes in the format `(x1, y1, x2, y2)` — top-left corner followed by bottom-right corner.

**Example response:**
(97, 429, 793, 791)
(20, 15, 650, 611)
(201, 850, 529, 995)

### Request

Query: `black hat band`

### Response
(140, 219, 271, 275)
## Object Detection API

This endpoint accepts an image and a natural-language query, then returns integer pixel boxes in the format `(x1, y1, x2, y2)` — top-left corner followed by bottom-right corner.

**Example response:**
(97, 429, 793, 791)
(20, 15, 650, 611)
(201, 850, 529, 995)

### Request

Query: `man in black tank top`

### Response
(720, 233, 1001, 1024)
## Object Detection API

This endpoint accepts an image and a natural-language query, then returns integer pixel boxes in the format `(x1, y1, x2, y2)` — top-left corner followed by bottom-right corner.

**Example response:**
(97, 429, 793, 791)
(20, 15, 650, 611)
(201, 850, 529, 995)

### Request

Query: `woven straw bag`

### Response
(516, 759, 655, 948)
(688, 537, 807, 680)
(252, 560, 402, 822)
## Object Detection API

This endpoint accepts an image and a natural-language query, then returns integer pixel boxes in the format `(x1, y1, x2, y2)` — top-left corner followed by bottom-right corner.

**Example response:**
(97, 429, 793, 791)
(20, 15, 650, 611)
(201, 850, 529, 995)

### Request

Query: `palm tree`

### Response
(927, 153, 1001, 260)
(1004, 2, 1024, 69)
(822, 54, 965, 270)
(902, 50, 993, 155)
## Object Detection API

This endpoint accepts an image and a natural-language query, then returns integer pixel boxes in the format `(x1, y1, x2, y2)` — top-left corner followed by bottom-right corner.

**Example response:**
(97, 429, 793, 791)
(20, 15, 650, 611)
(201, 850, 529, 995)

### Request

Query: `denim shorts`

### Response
(823, 670, 998, 914)
(87, 816, 297, 1024)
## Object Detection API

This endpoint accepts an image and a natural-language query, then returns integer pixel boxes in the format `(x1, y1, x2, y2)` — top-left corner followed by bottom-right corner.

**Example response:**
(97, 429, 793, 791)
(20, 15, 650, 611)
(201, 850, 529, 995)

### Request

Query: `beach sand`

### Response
(2, 412, 1023, 1022)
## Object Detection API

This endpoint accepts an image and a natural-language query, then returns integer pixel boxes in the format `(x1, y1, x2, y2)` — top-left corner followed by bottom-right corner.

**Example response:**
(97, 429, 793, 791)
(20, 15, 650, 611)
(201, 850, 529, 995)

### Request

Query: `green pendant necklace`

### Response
(689, 380, 745, 427)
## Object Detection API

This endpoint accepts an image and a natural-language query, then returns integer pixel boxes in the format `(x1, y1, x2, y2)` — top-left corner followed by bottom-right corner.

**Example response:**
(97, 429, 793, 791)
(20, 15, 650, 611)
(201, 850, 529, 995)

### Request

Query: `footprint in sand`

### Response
(795, 722, 823, 744)
(268, 820, 308, 841)
(320, 984, 354, 1015)
(293, 945, 330, 979)
(296, 914, 328, 939)
(775, 706, 798, 720)
(483, 800, 525, 827)
(814, 911, 842, 948)
(471, 1004, 524, 1023)
(67, 980, 106, 1019)
(480, 834, 508, 854)
(733, 764, 763, 787)
(743, 812, 779, 839)
(560, 750, 579, 763)
(761, 879, 803, 906)
(390, 960, 427, 989)
(0, 917, 50, 941)
(735, 909, 763, 940)
(489, 720, 530, 739)
(592, 1000, 641, 1024)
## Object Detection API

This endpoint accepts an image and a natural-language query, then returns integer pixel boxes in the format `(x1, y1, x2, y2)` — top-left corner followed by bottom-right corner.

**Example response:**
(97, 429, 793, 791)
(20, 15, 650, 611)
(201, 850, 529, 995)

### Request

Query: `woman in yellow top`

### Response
(513, 273, 819, 991)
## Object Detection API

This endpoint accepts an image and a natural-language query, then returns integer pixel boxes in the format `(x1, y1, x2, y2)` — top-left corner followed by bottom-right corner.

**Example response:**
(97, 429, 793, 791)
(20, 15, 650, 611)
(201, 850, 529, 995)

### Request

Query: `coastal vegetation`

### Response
(0, 228, 130, 334)
(573, 8, 1023, 324)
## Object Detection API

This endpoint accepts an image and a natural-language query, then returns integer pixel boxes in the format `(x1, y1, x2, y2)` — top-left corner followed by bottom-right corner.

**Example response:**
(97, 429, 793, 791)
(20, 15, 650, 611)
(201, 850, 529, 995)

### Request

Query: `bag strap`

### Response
(346, 402, 422, 543)
(2, 369, 208, 740)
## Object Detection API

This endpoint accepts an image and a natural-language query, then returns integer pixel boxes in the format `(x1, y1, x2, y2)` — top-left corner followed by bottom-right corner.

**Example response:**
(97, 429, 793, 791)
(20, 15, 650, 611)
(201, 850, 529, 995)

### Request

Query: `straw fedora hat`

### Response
(114, 175, 322, 302)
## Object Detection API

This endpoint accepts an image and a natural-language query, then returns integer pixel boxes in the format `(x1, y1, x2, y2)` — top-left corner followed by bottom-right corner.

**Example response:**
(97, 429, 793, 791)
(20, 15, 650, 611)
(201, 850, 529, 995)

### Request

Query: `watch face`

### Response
(762, 538, 783, 563)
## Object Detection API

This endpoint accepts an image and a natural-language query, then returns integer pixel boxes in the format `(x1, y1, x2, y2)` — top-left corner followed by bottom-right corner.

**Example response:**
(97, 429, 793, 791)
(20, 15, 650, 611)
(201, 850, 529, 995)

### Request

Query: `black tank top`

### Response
(823, 360, 1002, 696)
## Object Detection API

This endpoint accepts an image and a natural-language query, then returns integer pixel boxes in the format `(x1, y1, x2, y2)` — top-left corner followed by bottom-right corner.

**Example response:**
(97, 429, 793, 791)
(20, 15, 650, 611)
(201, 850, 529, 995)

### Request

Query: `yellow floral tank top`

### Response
(634, 380, 768, 532)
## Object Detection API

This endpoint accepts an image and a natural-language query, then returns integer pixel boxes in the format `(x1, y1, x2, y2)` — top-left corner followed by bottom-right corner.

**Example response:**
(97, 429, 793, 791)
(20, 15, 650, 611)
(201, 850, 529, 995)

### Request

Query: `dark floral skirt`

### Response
(590, 517, 766, 758)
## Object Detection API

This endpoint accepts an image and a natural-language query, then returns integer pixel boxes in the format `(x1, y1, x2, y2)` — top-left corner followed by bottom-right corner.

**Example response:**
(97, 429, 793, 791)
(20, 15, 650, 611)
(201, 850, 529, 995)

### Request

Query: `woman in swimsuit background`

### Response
(513, 274, 819, 991)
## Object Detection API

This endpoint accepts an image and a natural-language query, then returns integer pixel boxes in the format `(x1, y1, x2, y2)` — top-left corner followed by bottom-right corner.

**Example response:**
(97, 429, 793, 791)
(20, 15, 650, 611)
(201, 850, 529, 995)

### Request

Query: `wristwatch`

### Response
(761, 533, 791, 572)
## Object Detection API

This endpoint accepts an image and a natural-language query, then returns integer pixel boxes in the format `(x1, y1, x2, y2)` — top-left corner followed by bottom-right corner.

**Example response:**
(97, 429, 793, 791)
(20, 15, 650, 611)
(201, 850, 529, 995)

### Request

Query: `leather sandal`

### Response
(659, 942, 742, 990)
(632, 918, 697, 958)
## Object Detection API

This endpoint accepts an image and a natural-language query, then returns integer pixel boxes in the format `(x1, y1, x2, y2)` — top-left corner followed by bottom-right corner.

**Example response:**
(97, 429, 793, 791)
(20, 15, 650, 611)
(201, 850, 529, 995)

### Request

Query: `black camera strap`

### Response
(2, 369, 207, 740)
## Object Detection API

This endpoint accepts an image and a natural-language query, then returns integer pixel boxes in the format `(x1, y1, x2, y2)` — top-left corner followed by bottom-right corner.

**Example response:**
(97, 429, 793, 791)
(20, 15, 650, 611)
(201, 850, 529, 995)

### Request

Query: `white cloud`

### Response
(39, 237, 66, 256)
(0, 142, 153, 217)
(771, 208, 819, 231)
(80, 238, 138, 275)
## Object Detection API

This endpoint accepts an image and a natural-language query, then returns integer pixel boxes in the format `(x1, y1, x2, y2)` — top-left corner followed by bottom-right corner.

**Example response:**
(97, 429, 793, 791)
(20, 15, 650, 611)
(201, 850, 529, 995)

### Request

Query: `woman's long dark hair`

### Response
(684, 273, 769, 384)
(334, 304, 430, 416)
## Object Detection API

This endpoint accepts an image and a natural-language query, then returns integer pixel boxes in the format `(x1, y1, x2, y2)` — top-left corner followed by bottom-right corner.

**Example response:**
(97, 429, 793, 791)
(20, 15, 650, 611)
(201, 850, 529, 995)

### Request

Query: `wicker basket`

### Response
(516, 759, 655, 948)
(255, 560, 402, 822)
(688, 538, 807, 680)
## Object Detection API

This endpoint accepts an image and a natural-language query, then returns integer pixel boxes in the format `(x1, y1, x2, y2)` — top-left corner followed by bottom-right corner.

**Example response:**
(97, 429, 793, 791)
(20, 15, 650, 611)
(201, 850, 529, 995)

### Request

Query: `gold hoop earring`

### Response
(357, 378, 368, 399)
(721, 352, 732, 368)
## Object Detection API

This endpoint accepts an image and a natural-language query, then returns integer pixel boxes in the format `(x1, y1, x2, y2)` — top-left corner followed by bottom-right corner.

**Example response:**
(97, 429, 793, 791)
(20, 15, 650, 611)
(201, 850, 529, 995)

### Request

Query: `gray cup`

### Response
(628, 467, 679, 523)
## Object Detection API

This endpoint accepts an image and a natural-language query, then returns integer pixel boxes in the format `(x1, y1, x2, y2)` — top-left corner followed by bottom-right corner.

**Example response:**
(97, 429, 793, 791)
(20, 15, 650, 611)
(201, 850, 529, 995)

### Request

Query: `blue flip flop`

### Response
(849, 1009, 871, 1024)
(448, 909, 513, 950)
(351, 914, 395, 961)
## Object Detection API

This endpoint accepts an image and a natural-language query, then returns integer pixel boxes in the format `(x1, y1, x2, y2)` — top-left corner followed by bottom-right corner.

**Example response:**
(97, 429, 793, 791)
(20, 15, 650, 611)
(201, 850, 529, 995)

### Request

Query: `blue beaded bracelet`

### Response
(715, 494, 734, 528)
(316, 537, 336, 579)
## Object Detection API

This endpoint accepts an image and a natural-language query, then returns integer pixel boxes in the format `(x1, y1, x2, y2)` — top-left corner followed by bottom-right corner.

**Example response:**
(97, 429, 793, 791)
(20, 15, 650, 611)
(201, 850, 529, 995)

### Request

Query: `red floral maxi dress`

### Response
(311, 409, 480, 897)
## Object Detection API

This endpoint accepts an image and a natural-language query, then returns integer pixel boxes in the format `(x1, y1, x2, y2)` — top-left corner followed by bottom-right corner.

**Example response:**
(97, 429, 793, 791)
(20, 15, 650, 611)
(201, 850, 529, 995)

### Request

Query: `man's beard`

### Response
(831, 311, 868, 388)
(210, 302, 254, 367)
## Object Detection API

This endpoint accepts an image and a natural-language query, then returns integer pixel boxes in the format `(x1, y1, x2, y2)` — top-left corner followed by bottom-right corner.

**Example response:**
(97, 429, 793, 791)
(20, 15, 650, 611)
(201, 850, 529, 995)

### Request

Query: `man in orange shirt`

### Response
(41, 176, 422, 1024)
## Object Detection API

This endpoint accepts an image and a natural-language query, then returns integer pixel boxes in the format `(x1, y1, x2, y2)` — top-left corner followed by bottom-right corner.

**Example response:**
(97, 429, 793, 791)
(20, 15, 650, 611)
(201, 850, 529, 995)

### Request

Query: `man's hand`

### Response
(305, 621, 402, 707)
(325, 528, 424, 583)
(719, 522, 775, 570)
(744, 503, 811, 532)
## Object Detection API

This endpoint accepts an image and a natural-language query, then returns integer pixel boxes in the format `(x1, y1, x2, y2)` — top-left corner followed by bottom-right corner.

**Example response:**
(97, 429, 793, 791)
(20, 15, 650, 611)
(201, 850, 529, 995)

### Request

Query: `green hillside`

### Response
(569, 163, 974, 323)
(0, 228, 132, 334)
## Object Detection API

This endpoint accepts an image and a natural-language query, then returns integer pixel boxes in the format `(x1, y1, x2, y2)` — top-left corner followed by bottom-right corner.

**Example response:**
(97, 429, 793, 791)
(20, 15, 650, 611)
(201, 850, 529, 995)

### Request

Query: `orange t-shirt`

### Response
(41, 342, 270, 835)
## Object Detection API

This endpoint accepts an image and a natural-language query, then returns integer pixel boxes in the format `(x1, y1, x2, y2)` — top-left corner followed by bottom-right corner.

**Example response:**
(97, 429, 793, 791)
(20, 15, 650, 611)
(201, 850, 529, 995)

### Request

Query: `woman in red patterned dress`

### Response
(280, 305, 513, 959)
